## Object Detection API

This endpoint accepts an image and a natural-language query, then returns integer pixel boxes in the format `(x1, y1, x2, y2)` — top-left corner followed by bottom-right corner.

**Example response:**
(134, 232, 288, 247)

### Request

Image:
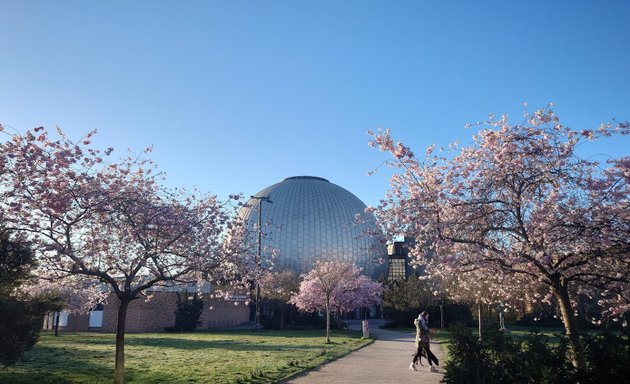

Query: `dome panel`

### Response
(239, 176, 386, 278)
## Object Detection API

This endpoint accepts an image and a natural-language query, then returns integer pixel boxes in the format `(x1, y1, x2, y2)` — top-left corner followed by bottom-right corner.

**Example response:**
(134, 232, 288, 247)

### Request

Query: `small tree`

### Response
(290, 260, 383, 343)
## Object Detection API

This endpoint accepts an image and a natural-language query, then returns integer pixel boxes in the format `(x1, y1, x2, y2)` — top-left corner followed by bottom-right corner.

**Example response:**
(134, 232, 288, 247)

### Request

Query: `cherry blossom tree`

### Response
(0, 125, 245, 384)
(333, 274, 384, 316)
(368, 105, 630, 369)
(290, 260, 383, 343)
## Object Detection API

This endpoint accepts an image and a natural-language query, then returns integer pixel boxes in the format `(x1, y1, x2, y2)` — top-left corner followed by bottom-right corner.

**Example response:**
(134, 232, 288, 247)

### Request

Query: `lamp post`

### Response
(250, 195, 272, 330)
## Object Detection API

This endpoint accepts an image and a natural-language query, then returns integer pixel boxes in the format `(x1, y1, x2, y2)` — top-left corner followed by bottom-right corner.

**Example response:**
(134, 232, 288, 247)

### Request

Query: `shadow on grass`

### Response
(63, 330, 364, 351)
(206, 329, 363, 338)
(65, 336, 362, 353)
(125, 338, 330, 351)
(0, 357, 113, 384)
(0, 365, 185, 384)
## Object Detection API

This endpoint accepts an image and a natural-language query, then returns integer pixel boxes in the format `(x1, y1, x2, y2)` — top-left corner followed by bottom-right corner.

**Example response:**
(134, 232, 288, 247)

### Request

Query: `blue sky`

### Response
(1, 0, 629, 207)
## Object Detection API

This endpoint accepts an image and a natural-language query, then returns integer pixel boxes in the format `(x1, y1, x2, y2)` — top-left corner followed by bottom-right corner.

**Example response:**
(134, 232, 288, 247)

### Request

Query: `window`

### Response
(388, 257, 406, 280)
(58, 311, 69, 327)
(89, 308, 104, 327)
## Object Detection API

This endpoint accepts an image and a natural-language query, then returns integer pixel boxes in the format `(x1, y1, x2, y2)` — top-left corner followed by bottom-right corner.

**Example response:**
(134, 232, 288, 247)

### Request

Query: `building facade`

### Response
(45, 291, 250, 333)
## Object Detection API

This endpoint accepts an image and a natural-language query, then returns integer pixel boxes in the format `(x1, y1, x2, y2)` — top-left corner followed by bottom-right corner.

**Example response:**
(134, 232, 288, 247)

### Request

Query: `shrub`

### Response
(165, 292, 203, 332)
(0, 297, 46, 366)
(0, 230, 48, 366)
(444, 324, 630, 384)
(579, 328, 630, 383)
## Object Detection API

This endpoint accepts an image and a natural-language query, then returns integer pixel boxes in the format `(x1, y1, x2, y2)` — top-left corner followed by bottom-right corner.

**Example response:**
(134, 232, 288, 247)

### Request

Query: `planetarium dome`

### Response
(239, 176, 386, 278)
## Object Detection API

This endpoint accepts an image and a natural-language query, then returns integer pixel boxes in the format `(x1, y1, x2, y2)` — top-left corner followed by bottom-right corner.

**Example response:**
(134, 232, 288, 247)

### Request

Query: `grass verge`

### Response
(0, 329, 372, 384)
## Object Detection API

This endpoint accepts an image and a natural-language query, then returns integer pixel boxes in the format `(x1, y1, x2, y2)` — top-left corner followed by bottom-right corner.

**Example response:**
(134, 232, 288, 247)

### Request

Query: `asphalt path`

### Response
(284, 319, 445, 384)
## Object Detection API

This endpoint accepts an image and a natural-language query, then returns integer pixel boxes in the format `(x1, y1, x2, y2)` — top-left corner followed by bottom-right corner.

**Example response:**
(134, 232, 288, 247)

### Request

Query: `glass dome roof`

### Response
(239, 176, 386, 278)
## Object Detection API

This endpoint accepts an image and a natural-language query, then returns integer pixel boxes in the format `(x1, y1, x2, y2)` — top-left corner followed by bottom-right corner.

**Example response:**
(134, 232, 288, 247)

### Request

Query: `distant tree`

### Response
(436, 269, 525, 339)
(260, 270, 299, 330)
(169, 292, 204, 332)
(290, 260, 383, 343)
(369, 105, 630, 369)
(0, 126, 245, 383)
(16, 275, 107, 336)
(381, 274, 434, 325)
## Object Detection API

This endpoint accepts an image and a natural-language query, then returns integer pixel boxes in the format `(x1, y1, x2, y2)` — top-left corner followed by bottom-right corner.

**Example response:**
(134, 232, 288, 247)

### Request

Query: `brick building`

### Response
(44, 289, 249, 333)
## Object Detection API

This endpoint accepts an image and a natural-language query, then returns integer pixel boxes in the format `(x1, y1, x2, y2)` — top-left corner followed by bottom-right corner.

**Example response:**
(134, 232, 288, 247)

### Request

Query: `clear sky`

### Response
(1, 0, 629, 207)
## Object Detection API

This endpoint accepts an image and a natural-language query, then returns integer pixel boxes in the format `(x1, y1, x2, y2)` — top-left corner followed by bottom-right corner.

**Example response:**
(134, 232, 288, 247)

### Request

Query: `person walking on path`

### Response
(410, 311, 439, 372)
(285, 319, 444, 384)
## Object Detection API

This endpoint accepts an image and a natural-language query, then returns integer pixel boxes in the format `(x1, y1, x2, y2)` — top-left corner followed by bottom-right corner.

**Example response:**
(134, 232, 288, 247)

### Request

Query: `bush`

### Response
(443, 324, 630, 384)
(165, 292, 203, 332)
(0, 296, 46, 366)
(579, 328, 630, 383)
(0, 230, 51, 366)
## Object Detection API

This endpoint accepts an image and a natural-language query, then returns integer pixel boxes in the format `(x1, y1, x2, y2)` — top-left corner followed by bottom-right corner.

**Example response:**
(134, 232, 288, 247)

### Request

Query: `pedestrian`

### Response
(409, 311, 439, 372)
(409, 312, 426, 370)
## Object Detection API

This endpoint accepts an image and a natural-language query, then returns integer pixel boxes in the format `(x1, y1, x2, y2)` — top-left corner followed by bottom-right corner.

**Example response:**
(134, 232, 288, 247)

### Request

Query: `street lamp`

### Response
(250, 195, 272, 330)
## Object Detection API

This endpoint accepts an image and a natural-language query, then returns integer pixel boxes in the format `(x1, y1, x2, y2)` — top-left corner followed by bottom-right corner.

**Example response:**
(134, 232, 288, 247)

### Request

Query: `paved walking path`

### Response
(284, 319, 445, 384)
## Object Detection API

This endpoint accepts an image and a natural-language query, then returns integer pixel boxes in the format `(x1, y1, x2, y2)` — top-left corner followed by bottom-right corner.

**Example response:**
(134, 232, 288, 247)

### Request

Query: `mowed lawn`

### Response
(0, 329, 372, 384)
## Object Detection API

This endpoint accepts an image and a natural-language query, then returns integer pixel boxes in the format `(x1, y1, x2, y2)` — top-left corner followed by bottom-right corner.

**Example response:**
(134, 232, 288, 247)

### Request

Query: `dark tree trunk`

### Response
(477, 302, 482, 341)
(280, 306, 286, 331)
(54, 311, 60, 337)
(325, 294, 331, 343)
(552, 276, 585, 370)
(114, 297, 131, 384)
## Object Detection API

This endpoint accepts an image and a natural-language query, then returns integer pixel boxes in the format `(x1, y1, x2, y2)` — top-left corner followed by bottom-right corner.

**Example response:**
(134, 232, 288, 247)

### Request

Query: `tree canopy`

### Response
(369, 105, 630, 368)
(0, 125, 247, 383)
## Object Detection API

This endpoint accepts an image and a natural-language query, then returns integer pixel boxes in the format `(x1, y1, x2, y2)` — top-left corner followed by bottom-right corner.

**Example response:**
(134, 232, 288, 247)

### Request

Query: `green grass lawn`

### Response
(501, 325, 567, 344)
(0, 329, 372, 384)
(385, 326, 450, 344)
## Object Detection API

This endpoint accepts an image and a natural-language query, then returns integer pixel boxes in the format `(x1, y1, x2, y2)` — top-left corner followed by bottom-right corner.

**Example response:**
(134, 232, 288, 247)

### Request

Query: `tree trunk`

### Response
(477, 302, 482, 341)
(552, 277, 585, 370)
(54, 311, 60, 337)
(114, 297, 131, 384)
(325, 294, 331, 343)
(280, 306, 286, 331)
